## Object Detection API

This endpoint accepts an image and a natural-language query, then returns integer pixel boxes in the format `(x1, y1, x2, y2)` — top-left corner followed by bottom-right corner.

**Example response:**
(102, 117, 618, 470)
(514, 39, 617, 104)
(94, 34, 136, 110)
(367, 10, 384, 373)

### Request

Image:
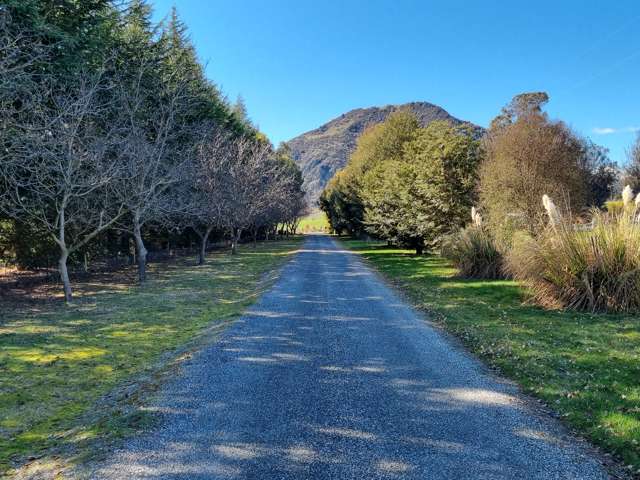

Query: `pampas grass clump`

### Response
(506, 190, 640, 313)
(442, 208, 504, 279)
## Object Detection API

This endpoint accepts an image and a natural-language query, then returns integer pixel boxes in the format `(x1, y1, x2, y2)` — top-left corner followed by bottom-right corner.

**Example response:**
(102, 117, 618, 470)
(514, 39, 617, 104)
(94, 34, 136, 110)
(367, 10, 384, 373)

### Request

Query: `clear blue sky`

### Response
(151, 0, 640, 164)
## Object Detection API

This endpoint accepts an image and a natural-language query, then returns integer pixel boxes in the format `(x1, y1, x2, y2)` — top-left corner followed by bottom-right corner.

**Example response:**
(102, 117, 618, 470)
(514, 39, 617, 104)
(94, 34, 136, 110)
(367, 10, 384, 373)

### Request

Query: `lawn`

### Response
(298, 210, 330, 233)
(342, 239, 640, 474)
(0, 238, 301, 477)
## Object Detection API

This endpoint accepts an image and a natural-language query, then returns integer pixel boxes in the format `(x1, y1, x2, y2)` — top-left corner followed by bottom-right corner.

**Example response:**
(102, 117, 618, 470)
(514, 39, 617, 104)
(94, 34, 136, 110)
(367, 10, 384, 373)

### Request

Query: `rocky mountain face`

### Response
(287, 101, 483, 205)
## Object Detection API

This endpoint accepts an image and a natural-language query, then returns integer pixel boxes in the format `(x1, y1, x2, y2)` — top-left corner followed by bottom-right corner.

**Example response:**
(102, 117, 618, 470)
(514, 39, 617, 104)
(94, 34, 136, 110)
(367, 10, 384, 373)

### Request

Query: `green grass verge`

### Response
(0, 238, 301, 476)
(298, 210, 330, 233)
(342, 239, 640, 473)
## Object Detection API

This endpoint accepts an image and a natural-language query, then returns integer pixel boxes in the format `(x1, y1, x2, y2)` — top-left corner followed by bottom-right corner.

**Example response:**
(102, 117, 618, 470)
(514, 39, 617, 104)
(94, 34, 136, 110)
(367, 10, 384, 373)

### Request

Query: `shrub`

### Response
(506, 192, 640, 313)
(442, 225, 504, 279)
(479, 94, 589, 238)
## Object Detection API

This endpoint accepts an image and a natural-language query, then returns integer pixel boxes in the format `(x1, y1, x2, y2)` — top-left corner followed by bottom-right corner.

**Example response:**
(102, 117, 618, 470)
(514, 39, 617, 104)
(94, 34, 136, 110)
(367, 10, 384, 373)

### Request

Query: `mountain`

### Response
(287, 102, 484, 204)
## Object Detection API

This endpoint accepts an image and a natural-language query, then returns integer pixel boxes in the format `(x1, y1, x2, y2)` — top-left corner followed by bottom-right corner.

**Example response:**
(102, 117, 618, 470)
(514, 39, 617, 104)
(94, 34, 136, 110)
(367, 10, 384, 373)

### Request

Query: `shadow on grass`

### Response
(342, 238, 640, 471)
(0, 239, 302, 476)
(90, 234, 607, 479)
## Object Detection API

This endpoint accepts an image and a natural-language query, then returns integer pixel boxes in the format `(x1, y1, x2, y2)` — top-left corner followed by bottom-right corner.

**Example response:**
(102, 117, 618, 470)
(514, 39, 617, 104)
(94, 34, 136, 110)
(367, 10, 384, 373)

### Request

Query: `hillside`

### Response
(287, 102, 484, 204)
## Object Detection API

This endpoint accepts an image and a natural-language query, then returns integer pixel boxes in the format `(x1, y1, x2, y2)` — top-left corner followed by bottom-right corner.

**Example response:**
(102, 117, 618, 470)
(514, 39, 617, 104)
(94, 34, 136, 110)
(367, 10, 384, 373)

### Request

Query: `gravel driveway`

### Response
(90, 234, 609, 479)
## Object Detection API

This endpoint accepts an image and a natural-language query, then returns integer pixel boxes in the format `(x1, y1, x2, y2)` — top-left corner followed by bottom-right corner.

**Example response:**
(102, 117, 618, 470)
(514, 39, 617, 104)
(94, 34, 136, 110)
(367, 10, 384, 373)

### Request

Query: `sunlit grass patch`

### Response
(342, 238, 640, 473)
(298, 210, 330, 233)
(0, 238, 301, 476)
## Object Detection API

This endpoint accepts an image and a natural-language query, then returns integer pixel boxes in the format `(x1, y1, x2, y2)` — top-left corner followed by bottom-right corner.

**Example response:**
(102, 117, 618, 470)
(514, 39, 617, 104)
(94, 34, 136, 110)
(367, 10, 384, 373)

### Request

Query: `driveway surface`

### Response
(92, 235, 609, 479)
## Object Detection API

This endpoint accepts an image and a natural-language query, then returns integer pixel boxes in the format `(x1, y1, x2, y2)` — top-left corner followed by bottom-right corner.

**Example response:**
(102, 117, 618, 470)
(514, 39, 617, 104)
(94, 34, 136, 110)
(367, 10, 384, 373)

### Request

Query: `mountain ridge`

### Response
(287, 101, 484, 204)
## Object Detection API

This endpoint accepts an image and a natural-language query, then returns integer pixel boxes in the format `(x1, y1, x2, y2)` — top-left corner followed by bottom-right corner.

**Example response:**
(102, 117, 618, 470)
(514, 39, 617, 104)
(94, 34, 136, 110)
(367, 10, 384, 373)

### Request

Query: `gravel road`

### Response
(91, 234, 610, 479)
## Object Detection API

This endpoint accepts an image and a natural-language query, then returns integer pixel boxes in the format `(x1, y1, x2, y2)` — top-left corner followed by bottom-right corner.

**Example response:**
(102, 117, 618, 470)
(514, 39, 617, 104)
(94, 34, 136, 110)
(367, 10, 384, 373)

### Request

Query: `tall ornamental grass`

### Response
(506, 188, 640, 313)
(442, 208, 504, 279)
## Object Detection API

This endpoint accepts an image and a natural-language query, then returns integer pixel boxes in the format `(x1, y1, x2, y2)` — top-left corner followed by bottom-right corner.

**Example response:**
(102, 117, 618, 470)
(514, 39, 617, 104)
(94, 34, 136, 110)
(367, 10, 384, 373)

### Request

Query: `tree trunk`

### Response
(415, 244, 424, 255)
(198, 226, 213, 265)
(58, 249, 72, 303)
(231, 228, 242, 255)
(130, 237, 136, 265)
(198, 238, 206, 265)
(133, 217, 148, 283)
(56, 206, 73, 303)
(252, 228, 258, 248)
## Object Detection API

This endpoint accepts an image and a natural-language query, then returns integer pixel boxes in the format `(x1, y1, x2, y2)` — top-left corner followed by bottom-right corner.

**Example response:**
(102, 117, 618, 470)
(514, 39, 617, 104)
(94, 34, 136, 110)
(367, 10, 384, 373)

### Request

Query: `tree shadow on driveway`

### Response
(91, 236, 609, 480)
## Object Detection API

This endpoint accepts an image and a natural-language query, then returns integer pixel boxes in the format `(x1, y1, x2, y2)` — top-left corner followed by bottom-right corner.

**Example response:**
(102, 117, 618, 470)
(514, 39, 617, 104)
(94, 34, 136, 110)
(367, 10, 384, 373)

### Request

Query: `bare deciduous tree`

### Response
(218, 136, 285, 254)
(188, 127, 231, 264)
(189, 129, 304, 261)
(1, 74, 125, 302)
(111, 63, 198, 283)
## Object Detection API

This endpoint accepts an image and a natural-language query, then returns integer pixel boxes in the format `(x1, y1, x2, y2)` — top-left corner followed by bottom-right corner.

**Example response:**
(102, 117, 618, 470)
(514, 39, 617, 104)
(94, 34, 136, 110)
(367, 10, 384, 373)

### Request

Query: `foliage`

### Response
(0, 238, 302, 476)
(7, 220, 58, 270)
(319, 170, 365, 235)
(361, 120, 480, 253)
(318, 110, 420, 237)
(320, 113, 480, 252)
(605, 200, 624, 215)
(506, 199, 640, 313)
(479, 93, 589, 242)
(2, 0, 118, 75)
(441, 225, 504, 279)
(342, 239, 640, 472)
(0, 1, 306, 300)
(580, 140, 619, 207)
(290, 102, 478, 203)
(489, 91, 549, 129)
(0, 219, 15, 265)
(348, 110, 420, 176)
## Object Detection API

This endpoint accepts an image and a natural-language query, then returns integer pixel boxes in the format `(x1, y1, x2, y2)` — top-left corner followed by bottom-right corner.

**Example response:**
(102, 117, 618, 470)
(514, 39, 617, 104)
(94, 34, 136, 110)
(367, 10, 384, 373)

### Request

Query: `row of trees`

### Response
(0, 1, 305, 301)
(320, 92, 628, 253)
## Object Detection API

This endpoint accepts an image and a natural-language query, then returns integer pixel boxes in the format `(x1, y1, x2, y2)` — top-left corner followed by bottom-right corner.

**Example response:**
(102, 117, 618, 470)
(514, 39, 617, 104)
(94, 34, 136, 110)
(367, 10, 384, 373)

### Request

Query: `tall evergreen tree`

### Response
(159, 7, 236, 128)
(361, 121, 480, 253)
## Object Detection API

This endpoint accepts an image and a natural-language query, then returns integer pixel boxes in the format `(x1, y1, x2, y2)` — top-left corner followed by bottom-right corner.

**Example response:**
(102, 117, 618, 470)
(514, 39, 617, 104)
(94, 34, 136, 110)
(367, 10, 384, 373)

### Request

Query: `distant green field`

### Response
(298, 210, 330, 233)
(342, 239, 640, 474)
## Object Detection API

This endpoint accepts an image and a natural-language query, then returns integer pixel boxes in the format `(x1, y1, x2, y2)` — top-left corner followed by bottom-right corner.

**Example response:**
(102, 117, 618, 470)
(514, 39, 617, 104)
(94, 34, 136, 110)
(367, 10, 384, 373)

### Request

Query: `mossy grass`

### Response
(0, 238, 302, 476)
(342, 238, 640, 473)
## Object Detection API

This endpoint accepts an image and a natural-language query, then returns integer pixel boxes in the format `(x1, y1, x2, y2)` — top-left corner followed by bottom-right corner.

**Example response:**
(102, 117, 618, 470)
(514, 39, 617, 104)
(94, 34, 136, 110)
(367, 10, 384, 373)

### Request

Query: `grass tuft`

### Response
(342, 238, 640, 473)
(441, 226, 504, 279)
(506, 209, 640, 313)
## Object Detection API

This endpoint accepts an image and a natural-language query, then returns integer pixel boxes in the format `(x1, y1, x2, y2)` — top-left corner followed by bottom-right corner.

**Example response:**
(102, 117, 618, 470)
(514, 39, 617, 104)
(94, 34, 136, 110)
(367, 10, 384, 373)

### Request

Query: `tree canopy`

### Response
(320, 111, 480, 253)
(0, 0, 306, 301)
(321, 92, 618, 255)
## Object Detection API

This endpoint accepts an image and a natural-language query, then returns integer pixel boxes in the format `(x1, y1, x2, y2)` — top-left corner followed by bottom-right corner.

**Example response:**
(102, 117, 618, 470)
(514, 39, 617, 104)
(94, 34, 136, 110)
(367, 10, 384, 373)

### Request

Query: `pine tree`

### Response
(160, 6, 233, 127)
